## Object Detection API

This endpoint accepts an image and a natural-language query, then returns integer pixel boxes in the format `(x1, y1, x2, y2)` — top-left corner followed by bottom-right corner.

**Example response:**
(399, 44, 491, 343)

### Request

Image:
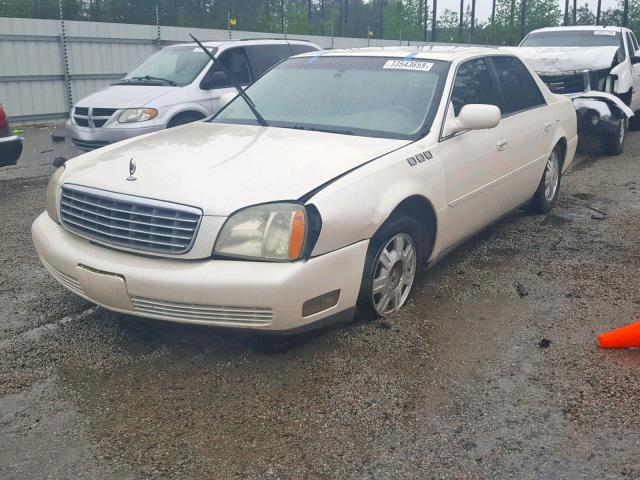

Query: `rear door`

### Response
(489, 55, 551, 205)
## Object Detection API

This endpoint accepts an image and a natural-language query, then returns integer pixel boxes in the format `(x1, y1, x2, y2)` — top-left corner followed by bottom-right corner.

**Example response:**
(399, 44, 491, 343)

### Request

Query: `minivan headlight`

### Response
(214, 203, 307, 261)
(118, 108, 158, 123)
(46, 166, 65, 223)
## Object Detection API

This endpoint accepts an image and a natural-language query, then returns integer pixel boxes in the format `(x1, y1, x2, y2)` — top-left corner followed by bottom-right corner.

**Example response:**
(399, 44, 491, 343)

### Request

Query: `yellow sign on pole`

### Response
(228, 18, 237, 26)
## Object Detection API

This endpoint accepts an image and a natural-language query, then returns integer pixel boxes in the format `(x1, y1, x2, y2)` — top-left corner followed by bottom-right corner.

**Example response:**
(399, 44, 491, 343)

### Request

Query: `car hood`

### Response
(74, 84, 180, 109)
(62, 122, 409, 216)
(502, 46, 619, 72)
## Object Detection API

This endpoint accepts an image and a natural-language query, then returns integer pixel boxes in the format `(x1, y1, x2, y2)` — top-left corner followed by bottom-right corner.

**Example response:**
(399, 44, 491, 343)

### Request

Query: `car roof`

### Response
(294, 45, 510, 62)
(528, 25, 627, 33)
(166, 38, 319, 50)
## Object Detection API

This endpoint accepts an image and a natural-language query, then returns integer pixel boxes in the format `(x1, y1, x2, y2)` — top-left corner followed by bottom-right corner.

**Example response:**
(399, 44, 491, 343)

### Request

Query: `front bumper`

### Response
(0, 135, 23, 166)
(65, 119, 161, 150)
(32, 212, 367, 331)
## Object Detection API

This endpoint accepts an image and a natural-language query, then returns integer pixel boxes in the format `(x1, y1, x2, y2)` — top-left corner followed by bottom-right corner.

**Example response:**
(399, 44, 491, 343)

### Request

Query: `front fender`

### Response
(158, 103, 211, 126)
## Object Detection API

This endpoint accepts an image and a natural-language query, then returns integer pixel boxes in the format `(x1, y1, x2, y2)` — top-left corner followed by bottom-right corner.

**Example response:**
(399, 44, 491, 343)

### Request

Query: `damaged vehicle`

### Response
(32, 47, 577, 332)
(511, 25, 640, 155)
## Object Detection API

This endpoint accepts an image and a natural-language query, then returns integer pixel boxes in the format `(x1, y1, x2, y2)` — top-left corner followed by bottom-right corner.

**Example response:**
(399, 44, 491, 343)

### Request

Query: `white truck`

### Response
(509, 25, 640, 155)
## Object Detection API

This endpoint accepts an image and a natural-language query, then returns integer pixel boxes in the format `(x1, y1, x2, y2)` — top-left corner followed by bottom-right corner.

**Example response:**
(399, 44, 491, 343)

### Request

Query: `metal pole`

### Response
(623, 0, 629, 27)
(458, 0, 464, 43)
(563, 0, 569, 26)
(432, 0, 437, 43)
(227, 12, 232, 39)
(470, 0, 475, 43)
(331, 21, 334, 48)
(423, 0, 428, 42)
(596, 0, 602, 25)
(155, 3, 161, 50)
(520, 0, 526, 41)
(490, 0, 495, 43)
(58, 0, 72, 112)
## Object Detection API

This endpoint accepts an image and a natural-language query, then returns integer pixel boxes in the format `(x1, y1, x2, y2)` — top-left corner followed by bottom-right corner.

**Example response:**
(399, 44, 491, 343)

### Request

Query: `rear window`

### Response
(521, 30, 622, 47)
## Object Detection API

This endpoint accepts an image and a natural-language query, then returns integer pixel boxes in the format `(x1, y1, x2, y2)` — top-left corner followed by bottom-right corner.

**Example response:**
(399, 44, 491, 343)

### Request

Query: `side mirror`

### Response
(53, 156, 67, 168)
(447, 104, 501, 135)
(631, 55, 640, 65)
(202, 70, 228, 89)
(219, 92, 237, 108)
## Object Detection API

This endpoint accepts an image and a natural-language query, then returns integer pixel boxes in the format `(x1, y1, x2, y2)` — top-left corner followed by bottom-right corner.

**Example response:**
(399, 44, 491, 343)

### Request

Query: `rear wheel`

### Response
(528, 145, 562, 214)
(357, 216, 423, 320)
(601, 117, 625, 156)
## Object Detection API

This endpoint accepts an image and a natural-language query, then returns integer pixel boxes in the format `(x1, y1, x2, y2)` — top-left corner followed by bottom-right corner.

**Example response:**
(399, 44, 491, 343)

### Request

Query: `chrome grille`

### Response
(131, 296, 273, 327)
(60, 184, 202, 254)
(72, 107, 116, 129)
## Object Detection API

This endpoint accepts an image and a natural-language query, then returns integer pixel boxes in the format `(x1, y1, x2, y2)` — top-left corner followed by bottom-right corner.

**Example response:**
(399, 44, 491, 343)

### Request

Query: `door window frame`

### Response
(438, 55, 503, 142)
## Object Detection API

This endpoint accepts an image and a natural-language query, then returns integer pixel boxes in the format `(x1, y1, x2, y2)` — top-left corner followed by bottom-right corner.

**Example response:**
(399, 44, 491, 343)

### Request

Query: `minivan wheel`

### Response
(528, 146, 562, 214)
(601, 117, 625, 156)
(167, 112, 204, 128)
(357, 216, 422, 321)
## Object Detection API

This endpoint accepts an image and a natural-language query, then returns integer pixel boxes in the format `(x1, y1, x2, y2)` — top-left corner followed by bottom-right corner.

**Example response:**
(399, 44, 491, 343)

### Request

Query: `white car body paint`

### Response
(33, 47, 578, 331)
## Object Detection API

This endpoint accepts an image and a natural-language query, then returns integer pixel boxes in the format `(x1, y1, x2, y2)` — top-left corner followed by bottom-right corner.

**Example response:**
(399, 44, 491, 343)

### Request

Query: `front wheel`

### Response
(528, 146, 562, 214)
(601, 117, 626, 156)
(357, 216, 422, 320)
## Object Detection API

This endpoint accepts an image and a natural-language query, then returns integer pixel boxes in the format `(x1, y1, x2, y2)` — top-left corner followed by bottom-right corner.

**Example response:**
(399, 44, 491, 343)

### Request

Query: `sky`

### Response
(436, 0, 620, 21)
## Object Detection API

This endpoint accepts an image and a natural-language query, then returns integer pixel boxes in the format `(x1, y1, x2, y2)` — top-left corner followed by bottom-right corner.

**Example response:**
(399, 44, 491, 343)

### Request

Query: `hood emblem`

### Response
(126, 158, 137, 181)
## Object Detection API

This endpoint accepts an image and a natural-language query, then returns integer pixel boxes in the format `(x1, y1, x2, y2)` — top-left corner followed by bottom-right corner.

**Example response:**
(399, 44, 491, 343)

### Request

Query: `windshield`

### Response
(521, 30, 622, 48)
(212, 56, 449, 140)
(117, 46, 215, 86)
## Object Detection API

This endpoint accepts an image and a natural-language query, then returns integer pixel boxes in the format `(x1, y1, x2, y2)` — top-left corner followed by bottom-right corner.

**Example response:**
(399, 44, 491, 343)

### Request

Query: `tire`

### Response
(528, 145, 562, 214)
(356, 216, 425, 321)
(167, 112, 204, 128)
(601, 117, 626, 156)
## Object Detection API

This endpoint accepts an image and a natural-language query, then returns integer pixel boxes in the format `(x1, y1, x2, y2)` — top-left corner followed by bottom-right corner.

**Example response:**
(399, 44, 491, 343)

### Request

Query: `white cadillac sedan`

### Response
(33, 47, 577, 332)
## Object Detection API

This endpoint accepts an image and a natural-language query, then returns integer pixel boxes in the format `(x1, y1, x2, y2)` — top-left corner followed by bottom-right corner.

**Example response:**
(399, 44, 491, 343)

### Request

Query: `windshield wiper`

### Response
(189, 33, 268, 127)
(130, 75, 176, 86)
(287, 125, 355, 136)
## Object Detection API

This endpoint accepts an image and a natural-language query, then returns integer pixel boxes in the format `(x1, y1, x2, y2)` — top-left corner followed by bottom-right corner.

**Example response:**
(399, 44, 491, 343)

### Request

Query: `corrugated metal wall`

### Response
(0, 17, 431, 125)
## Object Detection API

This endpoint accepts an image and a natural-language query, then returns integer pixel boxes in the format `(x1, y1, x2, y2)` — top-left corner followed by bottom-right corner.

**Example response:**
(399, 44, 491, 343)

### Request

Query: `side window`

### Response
(491, 56, 545, 115)
(246, 44, 292, 78)
(216, 47, 252, 85)
(450, 58, 500, 117)
(632, 32, 640, 51)
(626, 32, 638, 54)
(289, 43, 319, 55)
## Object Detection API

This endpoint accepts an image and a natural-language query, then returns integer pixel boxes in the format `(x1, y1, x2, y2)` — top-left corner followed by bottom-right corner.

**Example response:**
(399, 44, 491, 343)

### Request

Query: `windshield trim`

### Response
(209, 55, 450, 141)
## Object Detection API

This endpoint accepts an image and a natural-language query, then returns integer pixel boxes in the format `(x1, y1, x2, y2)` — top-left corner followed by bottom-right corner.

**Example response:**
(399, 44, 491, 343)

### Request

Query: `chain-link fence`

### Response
(1, 1, 638, 47)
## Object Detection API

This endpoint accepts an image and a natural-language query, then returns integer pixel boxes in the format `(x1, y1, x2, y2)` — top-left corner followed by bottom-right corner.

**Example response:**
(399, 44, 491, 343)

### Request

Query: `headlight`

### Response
(46, 166, 65, 223)
(118, 108, 158, 123)
(214, 203, 307, 261)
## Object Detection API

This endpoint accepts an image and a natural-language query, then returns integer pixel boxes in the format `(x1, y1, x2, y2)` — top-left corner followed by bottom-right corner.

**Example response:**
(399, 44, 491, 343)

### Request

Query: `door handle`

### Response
(497, 139, 509, 151)
(544, 121, 553, 132)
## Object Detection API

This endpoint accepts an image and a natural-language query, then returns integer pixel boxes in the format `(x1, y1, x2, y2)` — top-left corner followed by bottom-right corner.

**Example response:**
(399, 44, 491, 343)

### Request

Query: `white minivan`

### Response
(66, 39, 321, 150)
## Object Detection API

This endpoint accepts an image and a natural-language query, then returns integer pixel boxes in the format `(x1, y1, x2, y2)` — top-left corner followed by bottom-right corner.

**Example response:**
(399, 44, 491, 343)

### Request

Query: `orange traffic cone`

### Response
(598, 322, 640, 348)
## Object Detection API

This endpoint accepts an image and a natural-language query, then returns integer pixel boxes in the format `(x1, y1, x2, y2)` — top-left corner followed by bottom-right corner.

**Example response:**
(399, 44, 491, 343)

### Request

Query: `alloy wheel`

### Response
(371, 233, 417, 316)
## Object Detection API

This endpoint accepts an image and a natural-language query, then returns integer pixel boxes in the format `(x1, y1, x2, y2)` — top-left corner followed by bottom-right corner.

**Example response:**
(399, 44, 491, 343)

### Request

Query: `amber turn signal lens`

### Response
(288, 210, 306, 259)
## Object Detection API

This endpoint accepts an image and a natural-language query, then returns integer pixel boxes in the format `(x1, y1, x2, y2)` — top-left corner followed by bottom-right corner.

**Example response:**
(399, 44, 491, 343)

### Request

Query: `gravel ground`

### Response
(0, 127, 639, 479)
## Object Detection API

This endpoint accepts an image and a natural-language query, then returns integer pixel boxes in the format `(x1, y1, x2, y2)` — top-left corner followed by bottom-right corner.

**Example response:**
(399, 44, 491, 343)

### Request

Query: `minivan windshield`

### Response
(521, 30, 622, 48)
(117, 46, 215, 86)
(212, 56, 449, 140)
